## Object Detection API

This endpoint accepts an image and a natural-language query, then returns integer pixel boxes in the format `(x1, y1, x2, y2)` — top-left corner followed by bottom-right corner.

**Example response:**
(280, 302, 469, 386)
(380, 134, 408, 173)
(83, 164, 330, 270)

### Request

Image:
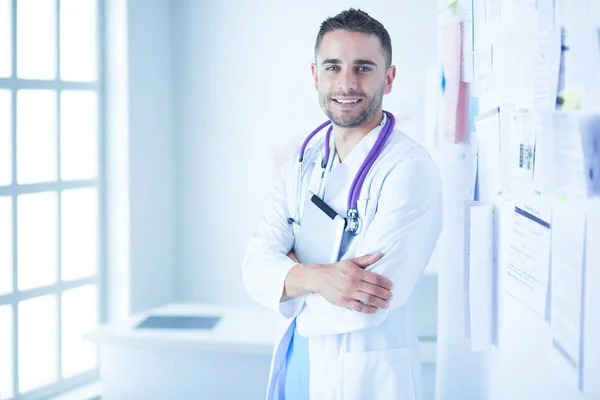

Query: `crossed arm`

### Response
(241, 151, 442, 336)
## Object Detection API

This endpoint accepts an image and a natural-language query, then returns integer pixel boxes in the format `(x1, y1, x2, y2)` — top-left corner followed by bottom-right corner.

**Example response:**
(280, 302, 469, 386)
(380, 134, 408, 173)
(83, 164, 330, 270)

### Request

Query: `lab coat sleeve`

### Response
(242, 155, 306, 319)
(296, 150, 443, 337)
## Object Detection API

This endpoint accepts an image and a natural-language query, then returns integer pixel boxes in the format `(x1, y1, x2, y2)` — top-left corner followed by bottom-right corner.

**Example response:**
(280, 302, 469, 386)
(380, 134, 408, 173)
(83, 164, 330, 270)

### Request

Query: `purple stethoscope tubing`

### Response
(297, 110, 395, 233)
(347, 111, 395, 210)
(299, 120, 333, 167)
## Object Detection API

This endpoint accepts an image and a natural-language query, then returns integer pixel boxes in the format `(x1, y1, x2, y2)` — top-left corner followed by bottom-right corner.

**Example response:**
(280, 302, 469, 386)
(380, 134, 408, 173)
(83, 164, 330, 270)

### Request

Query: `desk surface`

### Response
(84, 303, 280, 355)
(84, 302, 437, 362)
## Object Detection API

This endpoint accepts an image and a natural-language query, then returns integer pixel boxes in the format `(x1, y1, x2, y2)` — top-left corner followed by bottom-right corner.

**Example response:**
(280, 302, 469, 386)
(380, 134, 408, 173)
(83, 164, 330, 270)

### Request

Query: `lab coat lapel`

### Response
(324, 116, 386, 209)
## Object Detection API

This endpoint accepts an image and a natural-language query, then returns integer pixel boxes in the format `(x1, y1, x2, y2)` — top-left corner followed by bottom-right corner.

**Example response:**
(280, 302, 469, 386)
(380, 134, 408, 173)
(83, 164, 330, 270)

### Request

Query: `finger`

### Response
(352, 252, 383, 268)
(358, 282, 393, 302)
(362, 271, 394, 291)
(347, 300, 379, 314)
(353, 290, 390, 309)
(287, 250, 299, 263)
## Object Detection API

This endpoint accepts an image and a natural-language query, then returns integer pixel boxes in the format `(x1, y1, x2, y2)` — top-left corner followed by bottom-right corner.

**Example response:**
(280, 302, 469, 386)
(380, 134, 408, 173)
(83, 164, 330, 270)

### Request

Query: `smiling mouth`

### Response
(333, 98, 362, 104)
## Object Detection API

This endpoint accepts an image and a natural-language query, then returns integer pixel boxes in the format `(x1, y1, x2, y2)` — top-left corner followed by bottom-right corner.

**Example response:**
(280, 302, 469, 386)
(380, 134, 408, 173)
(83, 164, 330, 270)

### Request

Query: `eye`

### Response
(358, 66, 372, 73)
(326, 65, 340, 72)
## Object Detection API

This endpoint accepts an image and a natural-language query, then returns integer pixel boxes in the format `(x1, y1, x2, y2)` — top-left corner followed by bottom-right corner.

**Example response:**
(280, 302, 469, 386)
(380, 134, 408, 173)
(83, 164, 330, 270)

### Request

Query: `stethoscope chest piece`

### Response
(345, 208, 361, 235)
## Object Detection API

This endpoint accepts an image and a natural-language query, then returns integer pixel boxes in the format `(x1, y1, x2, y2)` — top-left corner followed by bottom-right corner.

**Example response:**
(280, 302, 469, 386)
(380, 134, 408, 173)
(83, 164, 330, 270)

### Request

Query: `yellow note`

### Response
(558, 89, 581, 110)
(437, 0, 458, 14)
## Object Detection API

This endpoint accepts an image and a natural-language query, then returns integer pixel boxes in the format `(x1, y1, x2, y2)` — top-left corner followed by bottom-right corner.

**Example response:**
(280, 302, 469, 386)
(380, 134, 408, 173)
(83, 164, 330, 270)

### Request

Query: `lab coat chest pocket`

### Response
(341, 347, 416, 400)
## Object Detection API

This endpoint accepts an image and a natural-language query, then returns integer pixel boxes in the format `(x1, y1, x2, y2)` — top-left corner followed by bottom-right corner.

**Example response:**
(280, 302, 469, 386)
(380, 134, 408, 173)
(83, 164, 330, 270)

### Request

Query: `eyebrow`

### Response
(321, 59, 378, 68)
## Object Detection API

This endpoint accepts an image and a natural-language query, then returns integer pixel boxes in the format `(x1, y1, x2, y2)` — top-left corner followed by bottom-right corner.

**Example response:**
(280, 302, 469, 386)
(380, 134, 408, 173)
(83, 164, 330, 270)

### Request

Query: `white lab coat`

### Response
(242, 115, 443, 400)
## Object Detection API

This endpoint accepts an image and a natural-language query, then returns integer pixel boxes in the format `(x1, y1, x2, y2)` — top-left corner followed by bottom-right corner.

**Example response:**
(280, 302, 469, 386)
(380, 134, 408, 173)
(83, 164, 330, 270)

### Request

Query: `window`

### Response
(0, 0, 104, 398)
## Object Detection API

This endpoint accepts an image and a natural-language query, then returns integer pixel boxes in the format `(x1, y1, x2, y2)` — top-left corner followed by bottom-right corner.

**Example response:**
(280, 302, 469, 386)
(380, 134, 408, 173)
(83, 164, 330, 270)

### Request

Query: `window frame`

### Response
(0, 0, 106, 398)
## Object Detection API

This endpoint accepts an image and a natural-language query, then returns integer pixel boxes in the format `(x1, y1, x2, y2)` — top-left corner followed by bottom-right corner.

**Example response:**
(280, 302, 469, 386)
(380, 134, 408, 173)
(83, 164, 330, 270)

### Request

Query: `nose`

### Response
(337, 68, 357, 93)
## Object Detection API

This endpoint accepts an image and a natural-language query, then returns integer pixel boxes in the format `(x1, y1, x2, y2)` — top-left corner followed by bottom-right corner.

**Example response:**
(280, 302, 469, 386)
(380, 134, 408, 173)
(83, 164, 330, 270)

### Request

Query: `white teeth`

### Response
(336, 99, 359, 104)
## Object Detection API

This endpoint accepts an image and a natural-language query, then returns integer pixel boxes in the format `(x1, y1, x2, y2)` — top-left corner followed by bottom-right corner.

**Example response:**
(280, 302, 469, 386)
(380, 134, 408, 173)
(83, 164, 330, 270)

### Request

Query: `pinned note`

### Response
(550, 200, 585, 374)
(475, 107, 502, 201)
(557, 89, 582, 110)
(581, 201, 600, 394)
(537, 112, 600, 199)
(459, 0, 474, 83)
(442, 22, 471, 143)
(464, 201, 496, 351)
(504, 201, 552, 318)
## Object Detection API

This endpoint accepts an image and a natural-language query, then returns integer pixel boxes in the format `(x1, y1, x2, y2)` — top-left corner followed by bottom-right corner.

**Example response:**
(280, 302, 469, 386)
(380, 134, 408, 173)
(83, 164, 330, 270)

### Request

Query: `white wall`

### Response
(105, 0, 175, 321)
(171, 0, 438, 305)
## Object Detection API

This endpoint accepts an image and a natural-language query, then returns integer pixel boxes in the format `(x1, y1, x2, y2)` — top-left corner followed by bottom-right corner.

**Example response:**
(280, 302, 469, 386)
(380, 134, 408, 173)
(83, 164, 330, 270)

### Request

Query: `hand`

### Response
(313, 253, 393, 314)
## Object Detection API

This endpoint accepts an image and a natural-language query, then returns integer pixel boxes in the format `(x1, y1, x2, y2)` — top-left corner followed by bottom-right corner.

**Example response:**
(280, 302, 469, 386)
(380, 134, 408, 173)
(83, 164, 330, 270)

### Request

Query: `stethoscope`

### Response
(287, 110, 396, 235)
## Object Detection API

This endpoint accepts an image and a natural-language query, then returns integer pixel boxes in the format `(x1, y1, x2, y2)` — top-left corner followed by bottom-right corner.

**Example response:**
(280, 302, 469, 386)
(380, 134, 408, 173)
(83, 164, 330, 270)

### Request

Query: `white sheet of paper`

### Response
(464, 201, 473, 337)
(459, 0, 474, 83)
(553, 112, 585, 196)
(539, 112, 587, 198)
(459, 142, 479, 201)
(476, 108, 502, 201)
(593, 2, 600, 25)
(593, 28, 600, 108)
(550, 200, 585, 371)
(485, 0, 500, 28)
(463, 21, 474, 83)
(512, 106, 536, 182)
(575, 28, 600, 109)
(534, 112, 551, 195)
(465, 201, 495, 351)
(504, 201, 552, 317)
(582, 200, 600, 395)
(512, 14, 538, 103)
(500, 102, 515, 200)
(537, 0, 556, 28)
(578, 113, 600, 198)
(490, 15, 509, 98)
(474, 47, 492, 95)
(533, 27, 562, 111)
(473, 0, 485, 32)
(473, 0, 492, 97)
(490, 18, 517, 100)
(493, 3, 536, 98)
(556, 0, 590, 28)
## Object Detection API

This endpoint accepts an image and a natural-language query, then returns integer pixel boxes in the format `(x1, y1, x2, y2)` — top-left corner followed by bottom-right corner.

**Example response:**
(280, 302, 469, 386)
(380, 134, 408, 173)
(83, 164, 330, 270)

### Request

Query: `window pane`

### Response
(0, 197, 12, 295)
(18, 295, 58, 393)
(16, 0, 56, 80)
(61, 285, 97, 378)
(17, 192, 58, 291)
(0, 90, 10, 186)
(0, 305, 13, 399)
(61, 188, 97, 281)
(0, 0, 10, 78)
(17, 90, 57, 184)
(60, 0, 97, 82)
(60, 91, 98, 181)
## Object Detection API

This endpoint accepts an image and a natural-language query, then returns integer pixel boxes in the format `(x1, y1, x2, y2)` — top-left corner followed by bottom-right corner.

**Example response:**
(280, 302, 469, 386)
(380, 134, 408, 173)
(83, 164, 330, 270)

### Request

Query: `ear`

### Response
(311, 63, 319, 91)
(383, 65, 396, 95)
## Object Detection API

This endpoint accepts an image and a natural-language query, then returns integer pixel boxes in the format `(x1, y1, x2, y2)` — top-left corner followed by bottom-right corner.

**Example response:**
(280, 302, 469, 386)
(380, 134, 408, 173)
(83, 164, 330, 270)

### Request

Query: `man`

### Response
(242, 8, 442, 400)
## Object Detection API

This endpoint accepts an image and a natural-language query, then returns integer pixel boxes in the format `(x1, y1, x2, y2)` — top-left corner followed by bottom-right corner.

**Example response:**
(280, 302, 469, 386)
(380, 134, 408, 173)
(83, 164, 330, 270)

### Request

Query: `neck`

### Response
(333, 110, 384, 162)
(334, 109, 383, 143)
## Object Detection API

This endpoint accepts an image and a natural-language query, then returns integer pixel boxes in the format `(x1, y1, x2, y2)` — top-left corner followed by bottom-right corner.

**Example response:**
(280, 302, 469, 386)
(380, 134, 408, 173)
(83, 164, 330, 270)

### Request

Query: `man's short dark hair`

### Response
(315, 8, 392, 68)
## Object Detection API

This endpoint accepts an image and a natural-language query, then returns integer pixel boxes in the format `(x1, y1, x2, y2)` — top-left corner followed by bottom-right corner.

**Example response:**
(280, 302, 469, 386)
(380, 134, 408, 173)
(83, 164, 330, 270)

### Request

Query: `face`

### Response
(312, 29, 396, 128)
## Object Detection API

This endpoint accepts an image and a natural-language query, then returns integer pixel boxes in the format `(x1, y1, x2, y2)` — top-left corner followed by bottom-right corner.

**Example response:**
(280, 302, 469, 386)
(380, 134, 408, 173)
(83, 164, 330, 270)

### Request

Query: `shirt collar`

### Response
(336, 112, 388, 172)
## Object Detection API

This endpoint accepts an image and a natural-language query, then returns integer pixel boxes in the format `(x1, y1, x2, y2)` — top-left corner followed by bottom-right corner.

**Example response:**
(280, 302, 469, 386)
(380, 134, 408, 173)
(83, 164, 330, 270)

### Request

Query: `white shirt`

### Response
(242, 115, 443, 400)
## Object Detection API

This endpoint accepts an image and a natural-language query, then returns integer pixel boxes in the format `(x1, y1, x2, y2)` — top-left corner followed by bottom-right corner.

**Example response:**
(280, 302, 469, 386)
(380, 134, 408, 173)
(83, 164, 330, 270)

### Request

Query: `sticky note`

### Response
(557, 90, 581, 110)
